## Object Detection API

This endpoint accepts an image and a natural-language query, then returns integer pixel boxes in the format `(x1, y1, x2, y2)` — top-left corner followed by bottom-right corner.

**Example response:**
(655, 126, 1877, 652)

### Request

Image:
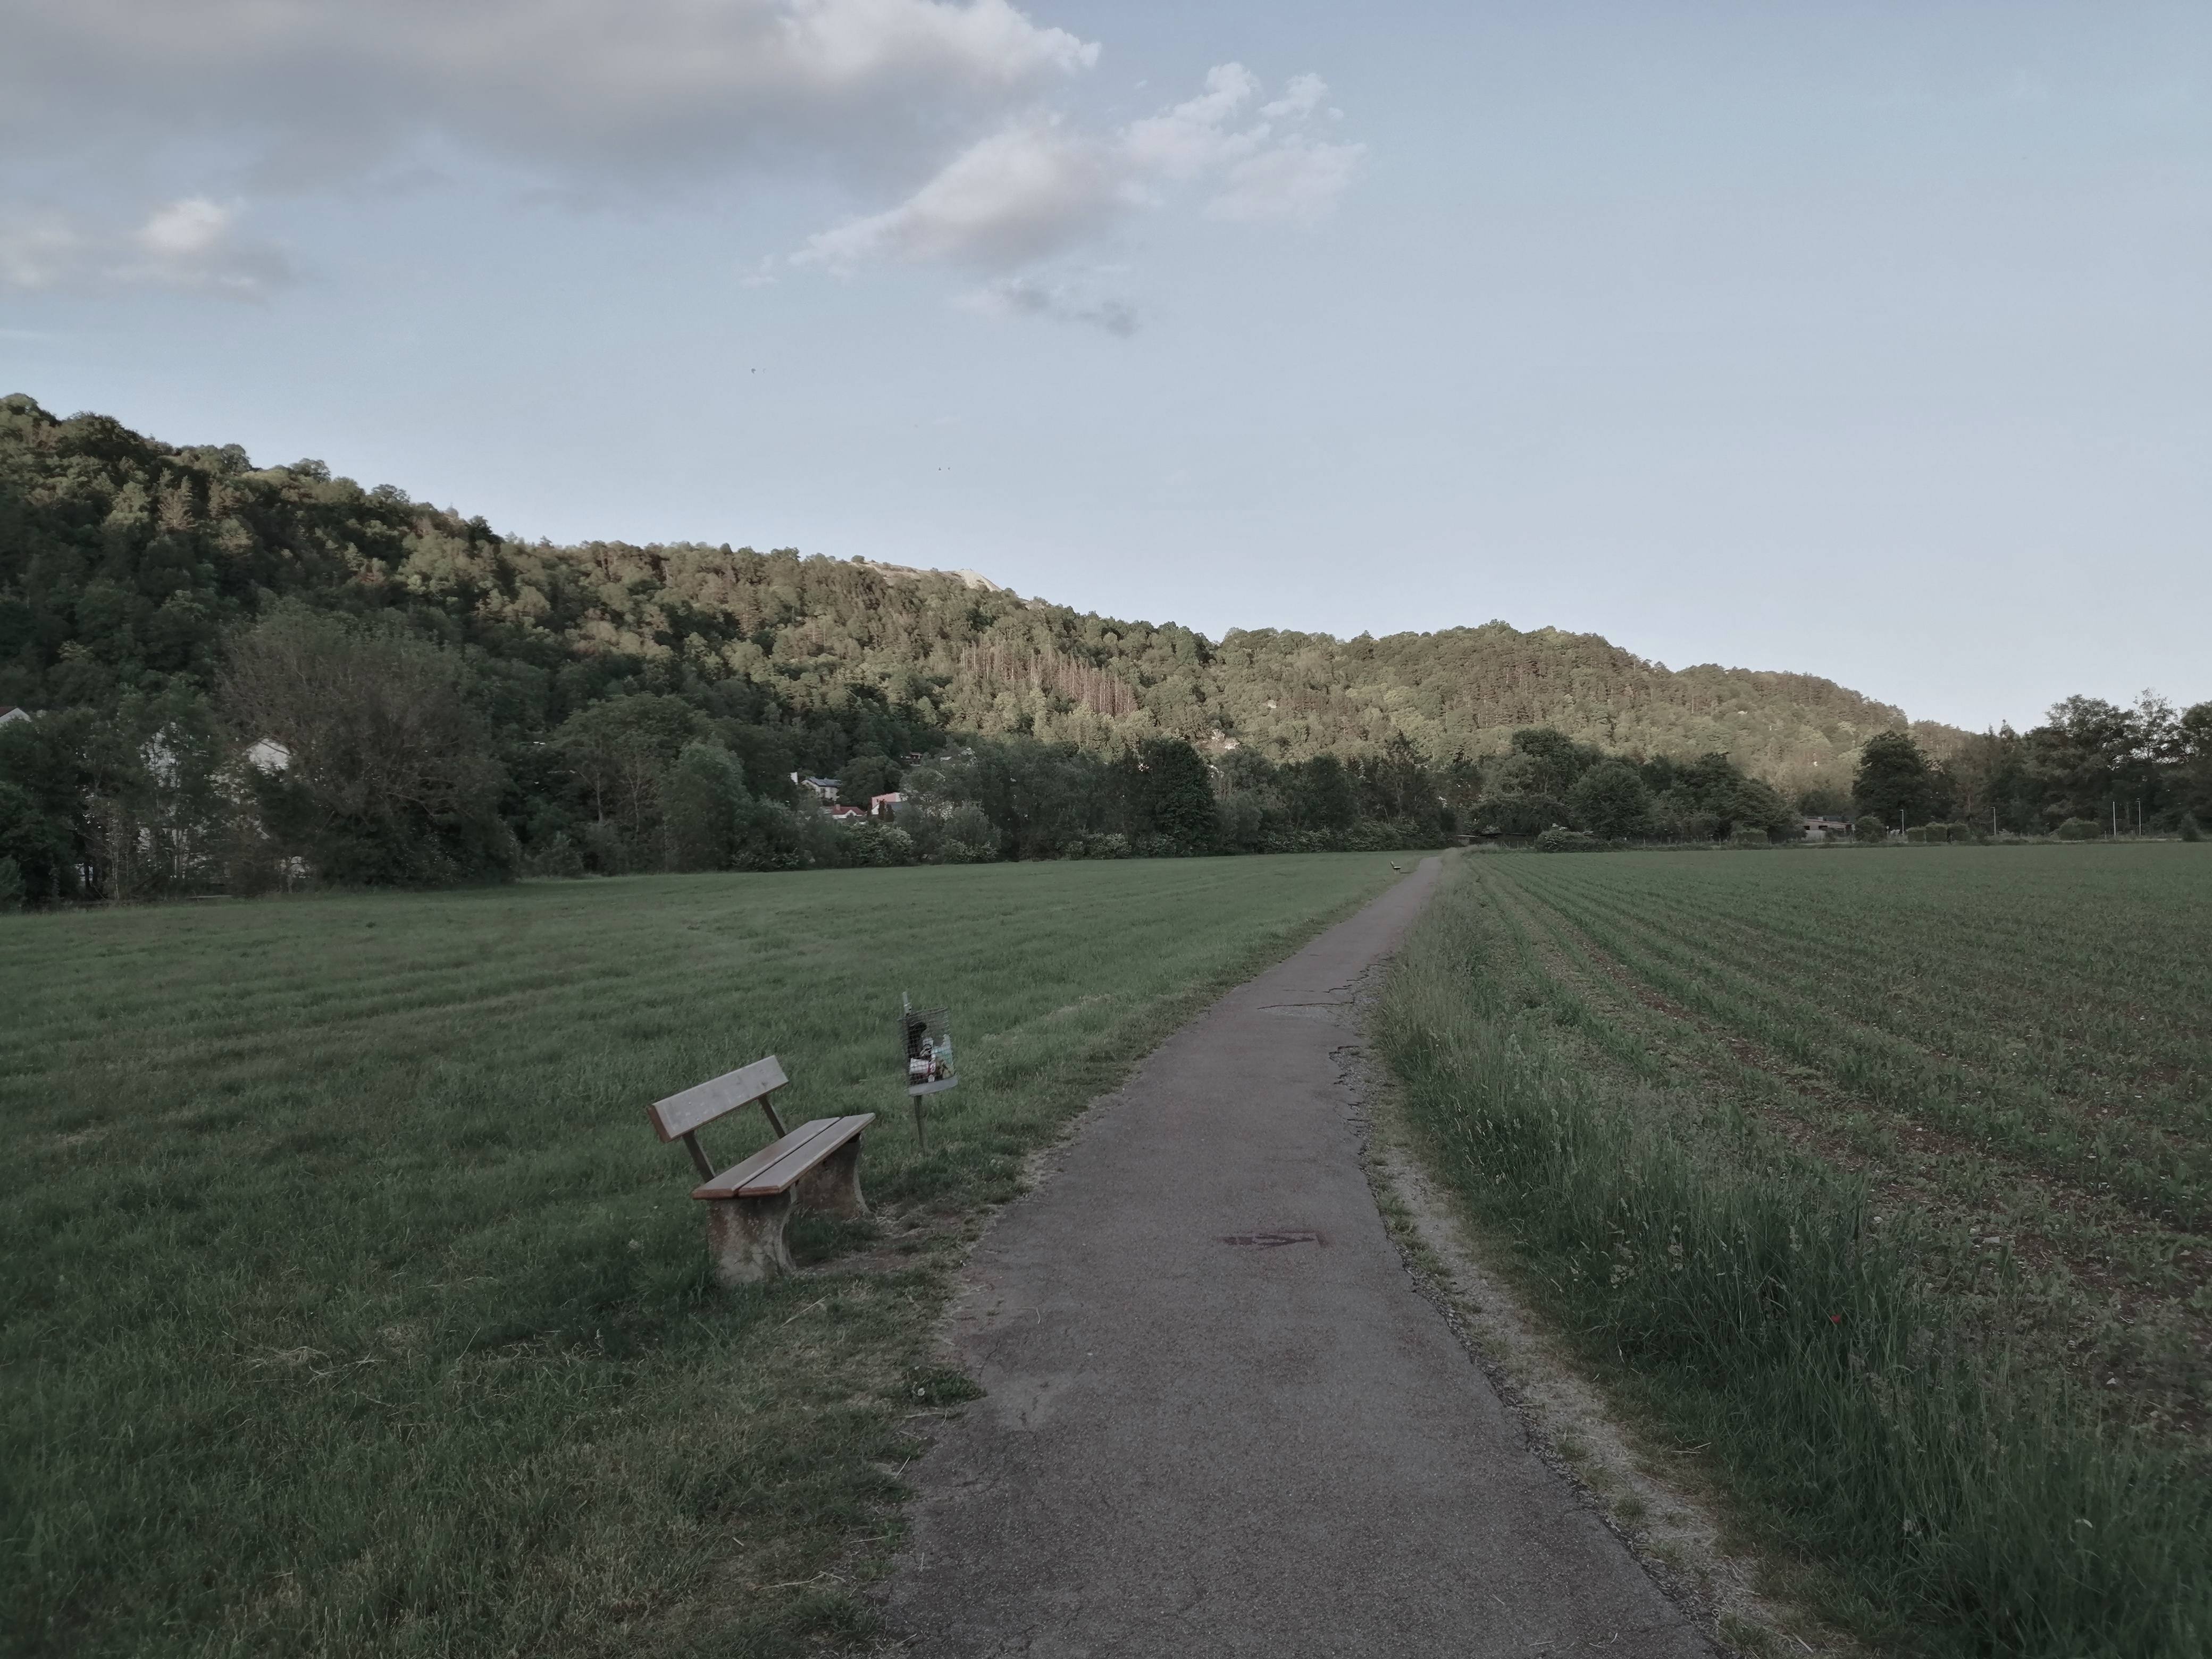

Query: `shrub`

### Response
(834, 820, 916, 867)
(1533, 826, 1604, 853)
(1854, 815, 1888, 842)
(2055, 817, 2101, 842)
(2182, 815, 2203, 843)
(524, 833, 587, 879)
(1729, 825, 1770, 847)
(0, 853, 21, 911)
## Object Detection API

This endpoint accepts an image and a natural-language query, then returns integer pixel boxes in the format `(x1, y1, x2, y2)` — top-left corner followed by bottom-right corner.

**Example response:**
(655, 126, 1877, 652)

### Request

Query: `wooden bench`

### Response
(646, 1055, 875, 1285)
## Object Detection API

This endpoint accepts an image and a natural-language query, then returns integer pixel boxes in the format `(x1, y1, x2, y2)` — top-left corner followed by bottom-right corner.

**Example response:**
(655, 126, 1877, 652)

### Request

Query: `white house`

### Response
(0, 706, 29, 728)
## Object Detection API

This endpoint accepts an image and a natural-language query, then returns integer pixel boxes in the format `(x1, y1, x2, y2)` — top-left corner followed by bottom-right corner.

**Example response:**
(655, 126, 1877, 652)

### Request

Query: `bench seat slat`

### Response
(691, 1114, 875, 1201)
(691, 1117, 839, 1201)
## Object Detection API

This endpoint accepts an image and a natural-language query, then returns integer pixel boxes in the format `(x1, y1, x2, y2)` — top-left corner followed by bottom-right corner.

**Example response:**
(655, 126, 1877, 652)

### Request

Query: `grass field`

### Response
(1, 853, 1407, 1658)
(1379, 844, 2211, 1658)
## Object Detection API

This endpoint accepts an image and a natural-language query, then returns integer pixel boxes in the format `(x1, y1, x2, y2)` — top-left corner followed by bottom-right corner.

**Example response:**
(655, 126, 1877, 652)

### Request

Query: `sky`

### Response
(2, 1, 2205, 732)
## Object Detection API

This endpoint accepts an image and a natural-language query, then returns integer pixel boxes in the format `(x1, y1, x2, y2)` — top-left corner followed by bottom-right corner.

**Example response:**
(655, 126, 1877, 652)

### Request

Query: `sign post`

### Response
(900, 993, 957, 1147)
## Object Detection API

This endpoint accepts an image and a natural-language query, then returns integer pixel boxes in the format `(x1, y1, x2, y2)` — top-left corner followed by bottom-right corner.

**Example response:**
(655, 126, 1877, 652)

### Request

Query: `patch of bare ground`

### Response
(1345, 1028, 1861, 1659)
(1485, 875, 2211, 1437)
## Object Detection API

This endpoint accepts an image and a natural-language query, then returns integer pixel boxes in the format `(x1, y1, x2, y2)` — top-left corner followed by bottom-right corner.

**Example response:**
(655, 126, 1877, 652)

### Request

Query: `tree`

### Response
(837, 752, 897, 807)
(1854, 732, 1933, 827)
(220, 604, 512, 884)
(1504, 727, 1600, 797)
(1568, 760, 1652, 840)
(1794, 784, 1850, 817)
(1132, 738, 1220, 852)
(0, 777, 72, 902)
(665, 743, 751, 871)
(551, 694, 705, 865)
(1291, 754, 1358, 833)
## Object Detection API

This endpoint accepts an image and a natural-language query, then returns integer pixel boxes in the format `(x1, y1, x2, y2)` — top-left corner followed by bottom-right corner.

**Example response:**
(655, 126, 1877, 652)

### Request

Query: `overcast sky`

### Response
(3, 1, 2205, 731)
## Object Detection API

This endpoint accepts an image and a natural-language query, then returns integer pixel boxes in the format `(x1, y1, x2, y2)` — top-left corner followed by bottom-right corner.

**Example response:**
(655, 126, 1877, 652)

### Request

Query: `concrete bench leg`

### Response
(794, 1134, 869, 1220)
(703, 1189, 797, 1285)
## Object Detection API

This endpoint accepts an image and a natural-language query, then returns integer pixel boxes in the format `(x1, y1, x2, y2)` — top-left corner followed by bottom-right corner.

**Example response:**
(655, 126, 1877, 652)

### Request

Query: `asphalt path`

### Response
(885, 857, 1711, 1658)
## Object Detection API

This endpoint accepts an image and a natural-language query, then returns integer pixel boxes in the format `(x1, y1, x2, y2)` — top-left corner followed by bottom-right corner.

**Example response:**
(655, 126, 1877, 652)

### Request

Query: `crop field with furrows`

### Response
(0, 853, 1406, 1659)
(1379, 843, 2211, 1659)
(1485, 845, 2211, 1412)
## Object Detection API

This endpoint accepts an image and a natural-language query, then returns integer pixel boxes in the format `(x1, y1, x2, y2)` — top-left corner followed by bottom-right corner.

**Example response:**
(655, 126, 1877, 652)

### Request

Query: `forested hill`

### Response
(0, 393, 1914, 791)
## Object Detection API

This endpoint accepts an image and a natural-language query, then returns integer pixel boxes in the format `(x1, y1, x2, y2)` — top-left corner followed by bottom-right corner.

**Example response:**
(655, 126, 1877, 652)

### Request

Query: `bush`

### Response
(1066, 832, 1133, 859)
(836, 821, 916, 867)
(524, 833, 588, 879)
(2182, 815, 2203, 843)
(2055, 817, 2101, 842)
(1533, 826, 1604, 853)
(1853, 815, 1888, 842)
(0, 853, 21, 911)
(1730, 825, 1771, 847)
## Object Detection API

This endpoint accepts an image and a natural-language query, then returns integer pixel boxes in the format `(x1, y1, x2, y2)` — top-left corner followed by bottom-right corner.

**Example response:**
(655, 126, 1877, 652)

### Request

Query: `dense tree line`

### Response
(2, 393, 2202, 902)
(1845, 702, 2211, 839)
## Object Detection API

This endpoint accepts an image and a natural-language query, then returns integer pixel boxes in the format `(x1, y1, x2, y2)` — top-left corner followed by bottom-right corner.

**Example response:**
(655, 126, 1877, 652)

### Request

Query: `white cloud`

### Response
(136, 197, 231, 262)
(1122, 64, 1268, 183)
(1208, 138, 1364, 227)
(801, 62, 1363, 281)
(0, 197, 291, 296)
(1261, 74, 1329, 122)
(799, 117, 1126, 272)
(122, 197, 295, 293)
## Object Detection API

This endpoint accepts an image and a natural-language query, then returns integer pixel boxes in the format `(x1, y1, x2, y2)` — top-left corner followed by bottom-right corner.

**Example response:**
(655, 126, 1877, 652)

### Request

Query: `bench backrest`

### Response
(648, 1055, 788, 1143)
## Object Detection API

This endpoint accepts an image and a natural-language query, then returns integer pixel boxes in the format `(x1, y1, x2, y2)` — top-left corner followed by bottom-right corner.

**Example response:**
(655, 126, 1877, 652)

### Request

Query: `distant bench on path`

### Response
(646, 1055, 874, 1284)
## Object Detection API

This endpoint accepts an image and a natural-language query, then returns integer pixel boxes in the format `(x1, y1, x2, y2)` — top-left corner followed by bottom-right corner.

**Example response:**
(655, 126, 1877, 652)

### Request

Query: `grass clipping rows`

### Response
(1375, 865, 2208, 1659)
(2, 854, 1407, 1658)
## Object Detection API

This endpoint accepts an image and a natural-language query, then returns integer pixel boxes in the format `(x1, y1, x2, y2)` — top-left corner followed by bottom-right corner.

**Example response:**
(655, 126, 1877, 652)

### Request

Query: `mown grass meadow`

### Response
(1379, 844, 2211, 1658)
(2, 853, 1407, 1658)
